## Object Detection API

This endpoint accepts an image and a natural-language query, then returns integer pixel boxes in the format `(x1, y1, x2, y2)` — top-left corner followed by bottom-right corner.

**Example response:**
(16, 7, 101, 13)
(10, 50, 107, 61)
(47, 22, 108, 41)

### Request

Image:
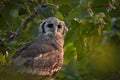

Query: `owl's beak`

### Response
(52, 27, 57, 35)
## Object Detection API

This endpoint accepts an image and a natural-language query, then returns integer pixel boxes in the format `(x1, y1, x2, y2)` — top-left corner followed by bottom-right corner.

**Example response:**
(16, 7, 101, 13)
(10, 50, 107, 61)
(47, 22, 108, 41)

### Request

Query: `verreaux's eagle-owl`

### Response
(9, 17, 68, 80)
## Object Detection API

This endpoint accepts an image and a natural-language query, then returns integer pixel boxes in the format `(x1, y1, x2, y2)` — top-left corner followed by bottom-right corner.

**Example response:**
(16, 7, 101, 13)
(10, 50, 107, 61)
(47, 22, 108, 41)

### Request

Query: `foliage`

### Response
(0, 0, 120, 80)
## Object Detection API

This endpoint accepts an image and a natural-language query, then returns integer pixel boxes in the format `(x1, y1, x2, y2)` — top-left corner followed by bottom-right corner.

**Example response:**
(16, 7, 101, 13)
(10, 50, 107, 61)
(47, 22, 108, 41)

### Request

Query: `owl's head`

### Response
(39, 17, 68, 37)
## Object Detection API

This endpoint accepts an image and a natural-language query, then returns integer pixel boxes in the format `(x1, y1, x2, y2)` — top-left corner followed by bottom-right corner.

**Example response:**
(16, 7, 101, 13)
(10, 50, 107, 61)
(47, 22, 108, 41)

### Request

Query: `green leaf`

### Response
(67, 6, 90, 19)
(10, 8, 19, 18)
(64, 42, 77, 64)
(0, 54, 6, 64)
(55, 11, 64, 20)
(65, 19, 81, 44)
(80, 0, 94, 7)
(37, 5, 55, 19)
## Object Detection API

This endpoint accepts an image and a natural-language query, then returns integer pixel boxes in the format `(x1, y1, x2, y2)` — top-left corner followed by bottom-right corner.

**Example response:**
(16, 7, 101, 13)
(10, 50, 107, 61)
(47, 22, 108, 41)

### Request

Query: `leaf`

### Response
(0, 54, 6, 64)
(64, 42, 77, 64)
(10, 8, 19, 18)
(48, 0, 80, 6)
(65, 19, 81, 44)
(55, 11, 64, 20)
(8, 41, 17, 46)
(67, 6, 90, 19)
(37, 5, 55, 19)
(80, 0, 94, 7)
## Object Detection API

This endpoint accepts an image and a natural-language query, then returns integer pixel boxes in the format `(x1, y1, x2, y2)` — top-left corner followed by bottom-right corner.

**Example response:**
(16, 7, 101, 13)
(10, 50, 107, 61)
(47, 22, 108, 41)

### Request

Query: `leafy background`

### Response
(0, 0, 120, 80)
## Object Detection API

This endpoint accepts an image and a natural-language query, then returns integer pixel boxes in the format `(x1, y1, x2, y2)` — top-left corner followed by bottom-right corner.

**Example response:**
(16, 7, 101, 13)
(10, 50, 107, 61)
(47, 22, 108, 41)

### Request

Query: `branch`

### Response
(21, 10, 37, 26)
(16, 0, 48, 39)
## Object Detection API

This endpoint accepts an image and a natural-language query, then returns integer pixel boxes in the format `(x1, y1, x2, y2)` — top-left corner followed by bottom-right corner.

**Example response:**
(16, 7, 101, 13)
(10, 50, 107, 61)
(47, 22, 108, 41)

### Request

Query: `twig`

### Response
(12, 0, 47, 39)
(21, 10, 37, 26)
(4, 30, 20, 41)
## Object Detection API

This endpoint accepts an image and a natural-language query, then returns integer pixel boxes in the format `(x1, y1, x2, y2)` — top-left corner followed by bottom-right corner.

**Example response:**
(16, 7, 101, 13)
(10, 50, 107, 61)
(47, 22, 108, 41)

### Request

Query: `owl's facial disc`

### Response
(39, 17, 68, 36)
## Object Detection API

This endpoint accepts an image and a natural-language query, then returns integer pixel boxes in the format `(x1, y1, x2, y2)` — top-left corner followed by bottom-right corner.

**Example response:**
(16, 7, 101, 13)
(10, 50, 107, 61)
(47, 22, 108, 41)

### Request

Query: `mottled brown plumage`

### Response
(9, 17, 68, 80)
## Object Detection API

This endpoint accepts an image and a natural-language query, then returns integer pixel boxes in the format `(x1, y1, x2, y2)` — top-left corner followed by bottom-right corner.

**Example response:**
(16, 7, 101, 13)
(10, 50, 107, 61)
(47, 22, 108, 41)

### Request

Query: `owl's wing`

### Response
(9, 40, 62, 77)
(11, 41, 33, 59)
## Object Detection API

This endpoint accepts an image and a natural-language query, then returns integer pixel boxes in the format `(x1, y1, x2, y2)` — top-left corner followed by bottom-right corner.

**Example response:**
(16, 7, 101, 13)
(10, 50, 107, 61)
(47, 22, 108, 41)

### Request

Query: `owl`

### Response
(9, 17, 68, 80)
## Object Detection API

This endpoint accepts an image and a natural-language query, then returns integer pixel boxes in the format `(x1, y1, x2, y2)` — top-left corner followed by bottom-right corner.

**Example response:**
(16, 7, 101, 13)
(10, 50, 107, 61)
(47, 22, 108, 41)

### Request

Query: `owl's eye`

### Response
(47, 24, 53, 28)
(58, 25, 62, 29)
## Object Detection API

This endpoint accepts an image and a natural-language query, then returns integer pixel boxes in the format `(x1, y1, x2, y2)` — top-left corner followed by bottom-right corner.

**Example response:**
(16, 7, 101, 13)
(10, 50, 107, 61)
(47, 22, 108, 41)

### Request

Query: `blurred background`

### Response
(0, 0, 120, 80)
